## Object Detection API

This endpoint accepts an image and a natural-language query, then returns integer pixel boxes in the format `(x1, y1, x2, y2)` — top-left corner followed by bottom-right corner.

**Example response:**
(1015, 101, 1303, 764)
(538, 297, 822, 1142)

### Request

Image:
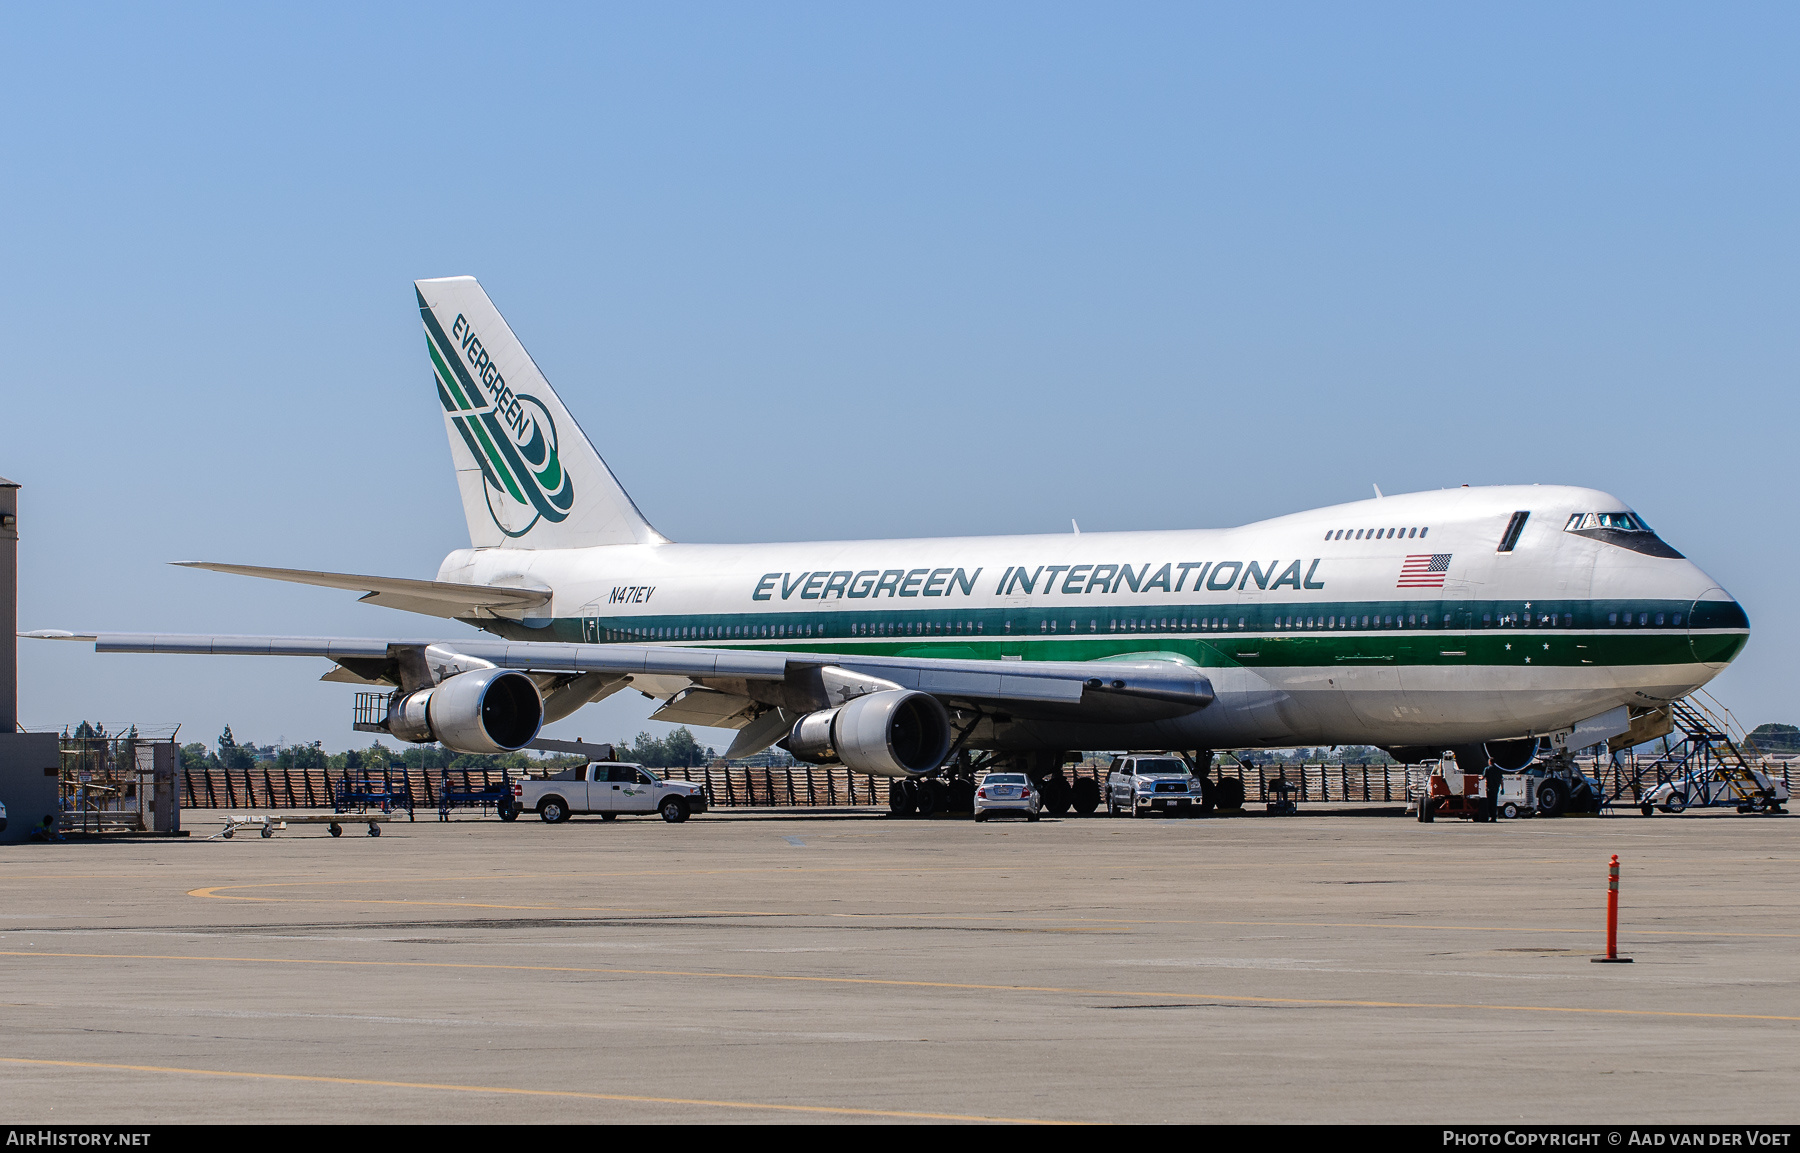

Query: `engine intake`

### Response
(785, 689, 951, 777)
(386, 668, 543, 755)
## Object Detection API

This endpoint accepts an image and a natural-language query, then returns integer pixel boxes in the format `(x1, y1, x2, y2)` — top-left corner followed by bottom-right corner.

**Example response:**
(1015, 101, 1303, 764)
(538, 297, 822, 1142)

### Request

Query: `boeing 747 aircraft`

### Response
(33, 276, 1749, 813)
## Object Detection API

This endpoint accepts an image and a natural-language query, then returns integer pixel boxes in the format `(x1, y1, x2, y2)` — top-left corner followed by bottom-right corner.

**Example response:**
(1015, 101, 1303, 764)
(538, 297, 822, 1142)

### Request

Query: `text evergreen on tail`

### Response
(416, 275, 665, 549)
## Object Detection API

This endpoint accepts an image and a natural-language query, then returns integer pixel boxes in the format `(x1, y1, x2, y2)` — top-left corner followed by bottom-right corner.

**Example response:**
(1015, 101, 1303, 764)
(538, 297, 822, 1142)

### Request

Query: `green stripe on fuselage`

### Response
(491, 617, 1744, 671)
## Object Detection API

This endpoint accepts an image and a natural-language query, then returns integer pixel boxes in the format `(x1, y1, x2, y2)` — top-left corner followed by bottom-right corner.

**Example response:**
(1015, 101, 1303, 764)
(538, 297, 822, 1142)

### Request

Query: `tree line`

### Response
(170, 723, 718, 774)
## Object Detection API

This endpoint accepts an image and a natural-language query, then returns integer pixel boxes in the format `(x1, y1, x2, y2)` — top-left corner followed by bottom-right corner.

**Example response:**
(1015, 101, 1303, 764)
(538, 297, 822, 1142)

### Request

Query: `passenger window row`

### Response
(601, 605, 1680, 641)
(1608, 612, 1677, 627)
(1326, 526, 1429, 541)
(853, 621, 982, 637)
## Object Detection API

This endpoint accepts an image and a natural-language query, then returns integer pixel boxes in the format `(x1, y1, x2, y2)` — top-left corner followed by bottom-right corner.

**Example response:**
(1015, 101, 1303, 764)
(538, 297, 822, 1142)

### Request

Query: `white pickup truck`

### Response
(513, 762, 708, 824)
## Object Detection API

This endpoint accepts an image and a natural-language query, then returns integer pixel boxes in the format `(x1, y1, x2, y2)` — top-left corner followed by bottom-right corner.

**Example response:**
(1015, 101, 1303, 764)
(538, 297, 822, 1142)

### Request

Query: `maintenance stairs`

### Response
(1601, 692, 1783, 812)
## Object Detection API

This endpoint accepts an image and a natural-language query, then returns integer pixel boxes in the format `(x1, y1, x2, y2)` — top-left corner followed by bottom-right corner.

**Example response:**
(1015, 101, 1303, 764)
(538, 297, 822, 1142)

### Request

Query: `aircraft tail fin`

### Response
(415, 276, 665, 549)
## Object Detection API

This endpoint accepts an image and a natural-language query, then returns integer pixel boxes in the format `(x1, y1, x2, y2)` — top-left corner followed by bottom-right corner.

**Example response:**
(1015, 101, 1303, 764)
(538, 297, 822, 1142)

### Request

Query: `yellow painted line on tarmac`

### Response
(0, 1057, 1059, 1124)
(183, 886, 1134, 928)
(4, 950, 1797, 1024)
(178, 885, 1800, 939)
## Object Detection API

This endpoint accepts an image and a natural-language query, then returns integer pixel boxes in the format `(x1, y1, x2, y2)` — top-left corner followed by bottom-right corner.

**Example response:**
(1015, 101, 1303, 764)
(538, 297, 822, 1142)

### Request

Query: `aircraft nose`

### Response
(1687, 586, 1749, 670)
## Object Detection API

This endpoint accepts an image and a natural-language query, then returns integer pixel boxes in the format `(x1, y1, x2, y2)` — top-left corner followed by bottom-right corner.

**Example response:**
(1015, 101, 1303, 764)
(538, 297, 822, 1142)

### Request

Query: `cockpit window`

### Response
(1564, 510, 1683, 558)
(1565, 512, 1652, 533)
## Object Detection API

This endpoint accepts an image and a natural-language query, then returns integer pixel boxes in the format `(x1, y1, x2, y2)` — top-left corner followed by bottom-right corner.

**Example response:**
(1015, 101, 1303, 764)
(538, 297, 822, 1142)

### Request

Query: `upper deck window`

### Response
(1497, 511, 1530, 553)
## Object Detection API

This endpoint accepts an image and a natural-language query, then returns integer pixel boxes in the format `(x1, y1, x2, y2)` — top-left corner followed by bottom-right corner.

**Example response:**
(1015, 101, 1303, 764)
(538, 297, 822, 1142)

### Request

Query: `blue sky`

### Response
(4, 4, 1795, 750)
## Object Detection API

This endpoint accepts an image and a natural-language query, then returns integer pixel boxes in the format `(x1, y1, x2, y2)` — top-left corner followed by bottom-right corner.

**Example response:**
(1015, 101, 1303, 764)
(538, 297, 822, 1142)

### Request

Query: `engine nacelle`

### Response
(784, 689, 951, 777)
(1388, 738, 1545, 772)
(386, 668, 543, 755)
(1483, 737, 1541, 771)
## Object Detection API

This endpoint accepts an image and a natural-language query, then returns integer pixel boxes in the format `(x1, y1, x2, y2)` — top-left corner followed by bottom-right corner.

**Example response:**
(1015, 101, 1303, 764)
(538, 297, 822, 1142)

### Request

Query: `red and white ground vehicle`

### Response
(1414, 763, 1535, 822)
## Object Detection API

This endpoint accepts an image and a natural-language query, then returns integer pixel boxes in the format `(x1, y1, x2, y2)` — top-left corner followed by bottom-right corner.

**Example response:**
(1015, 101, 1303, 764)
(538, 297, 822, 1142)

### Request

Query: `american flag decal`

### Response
(1398, 553, 1452, 588)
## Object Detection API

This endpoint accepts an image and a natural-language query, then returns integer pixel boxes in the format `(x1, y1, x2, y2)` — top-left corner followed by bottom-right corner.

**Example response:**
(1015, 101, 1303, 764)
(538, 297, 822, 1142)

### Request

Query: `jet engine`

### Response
(784, 689, 951, 777)
(385, 668, 543, 755)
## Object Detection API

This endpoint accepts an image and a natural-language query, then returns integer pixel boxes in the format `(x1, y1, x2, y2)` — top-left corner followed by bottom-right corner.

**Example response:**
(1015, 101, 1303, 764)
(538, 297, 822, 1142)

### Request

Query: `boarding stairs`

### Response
(1601, 692, 1779, 811)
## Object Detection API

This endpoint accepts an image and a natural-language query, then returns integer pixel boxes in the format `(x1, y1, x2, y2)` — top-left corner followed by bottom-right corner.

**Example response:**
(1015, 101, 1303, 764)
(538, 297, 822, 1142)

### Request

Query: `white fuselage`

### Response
(436, 484, 1746, 752)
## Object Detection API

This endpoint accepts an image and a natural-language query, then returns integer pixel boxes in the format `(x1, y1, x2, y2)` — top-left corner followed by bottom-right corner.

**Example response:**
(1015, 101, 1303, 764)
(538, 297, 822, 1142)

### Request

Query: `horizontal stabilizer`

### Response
(176, 561, 550, 620)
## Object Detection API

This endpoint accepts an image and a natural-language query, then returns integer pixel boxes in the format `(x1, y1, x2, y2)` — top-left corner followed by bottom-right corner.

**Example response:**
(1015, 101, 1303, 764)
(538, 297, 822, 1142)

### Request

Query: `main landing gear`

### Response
(887, 776, 976, 817)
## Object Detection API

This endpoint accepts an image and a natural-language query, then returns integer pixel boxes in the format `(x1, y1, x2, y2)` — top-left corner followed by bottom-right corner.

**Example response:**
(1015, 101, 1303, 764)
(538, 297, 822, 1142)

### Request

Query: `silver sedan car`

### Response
(973, 772, 1040, 822)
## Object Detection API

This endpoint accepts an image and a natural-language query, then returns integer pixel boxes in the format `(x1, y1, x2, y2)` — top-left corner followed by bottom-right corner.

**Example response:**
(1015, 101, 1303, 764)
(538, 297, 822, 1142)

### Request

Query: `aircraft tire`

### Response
(1536, 780, 1568, 818)
(1070, 778, 1100, 816)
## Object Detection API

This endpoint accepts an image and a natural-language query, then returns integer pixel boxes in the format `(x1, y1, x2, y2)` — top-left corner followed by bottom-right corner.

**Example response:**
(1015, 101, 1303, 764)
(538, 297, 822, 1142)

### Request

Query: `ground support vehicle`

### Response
(1494, 772, 1536, 819)
(515, 762, 707, 824)
(1407, 756, 1580, 819)
(1641, 766, 1788, 815)
(1416, 766, 1496, 822)
(1417, 767, 1534, 820)
(1106, 755, 1205, 817)
(1524, 759, 1603, 817)
(214, 813, 389, 838)
(438, 768, 517, 821)
(333, 772, 414, 821)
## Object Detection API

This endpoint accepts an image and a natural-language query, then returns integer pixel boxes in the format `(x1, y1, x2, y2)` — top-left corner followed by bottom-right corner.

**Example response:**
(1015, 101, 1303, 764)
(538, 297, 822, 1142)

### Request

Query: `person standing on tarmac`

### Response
(1483, 763, 1503, 823)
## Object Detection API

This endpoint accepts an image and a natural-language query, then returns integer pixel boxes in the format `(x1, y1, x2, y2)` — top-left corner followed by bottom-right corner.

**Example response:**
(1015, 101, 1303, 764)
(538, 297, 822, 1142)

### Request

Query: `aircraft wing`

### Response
(173, 562, 550, 619)
(26, 631, 1214, 713)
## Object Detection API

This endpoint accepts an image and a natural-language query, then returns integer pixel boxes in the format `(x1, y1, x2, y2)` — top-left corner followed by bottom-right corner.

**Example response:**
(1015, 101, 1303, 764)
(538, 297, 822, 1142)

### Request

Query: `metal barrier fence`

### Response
(178, 757, 1792, 813)
(177, 759, 1414, 810)
(177, 764, 899, 810)
(179, 764, 486, 811)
